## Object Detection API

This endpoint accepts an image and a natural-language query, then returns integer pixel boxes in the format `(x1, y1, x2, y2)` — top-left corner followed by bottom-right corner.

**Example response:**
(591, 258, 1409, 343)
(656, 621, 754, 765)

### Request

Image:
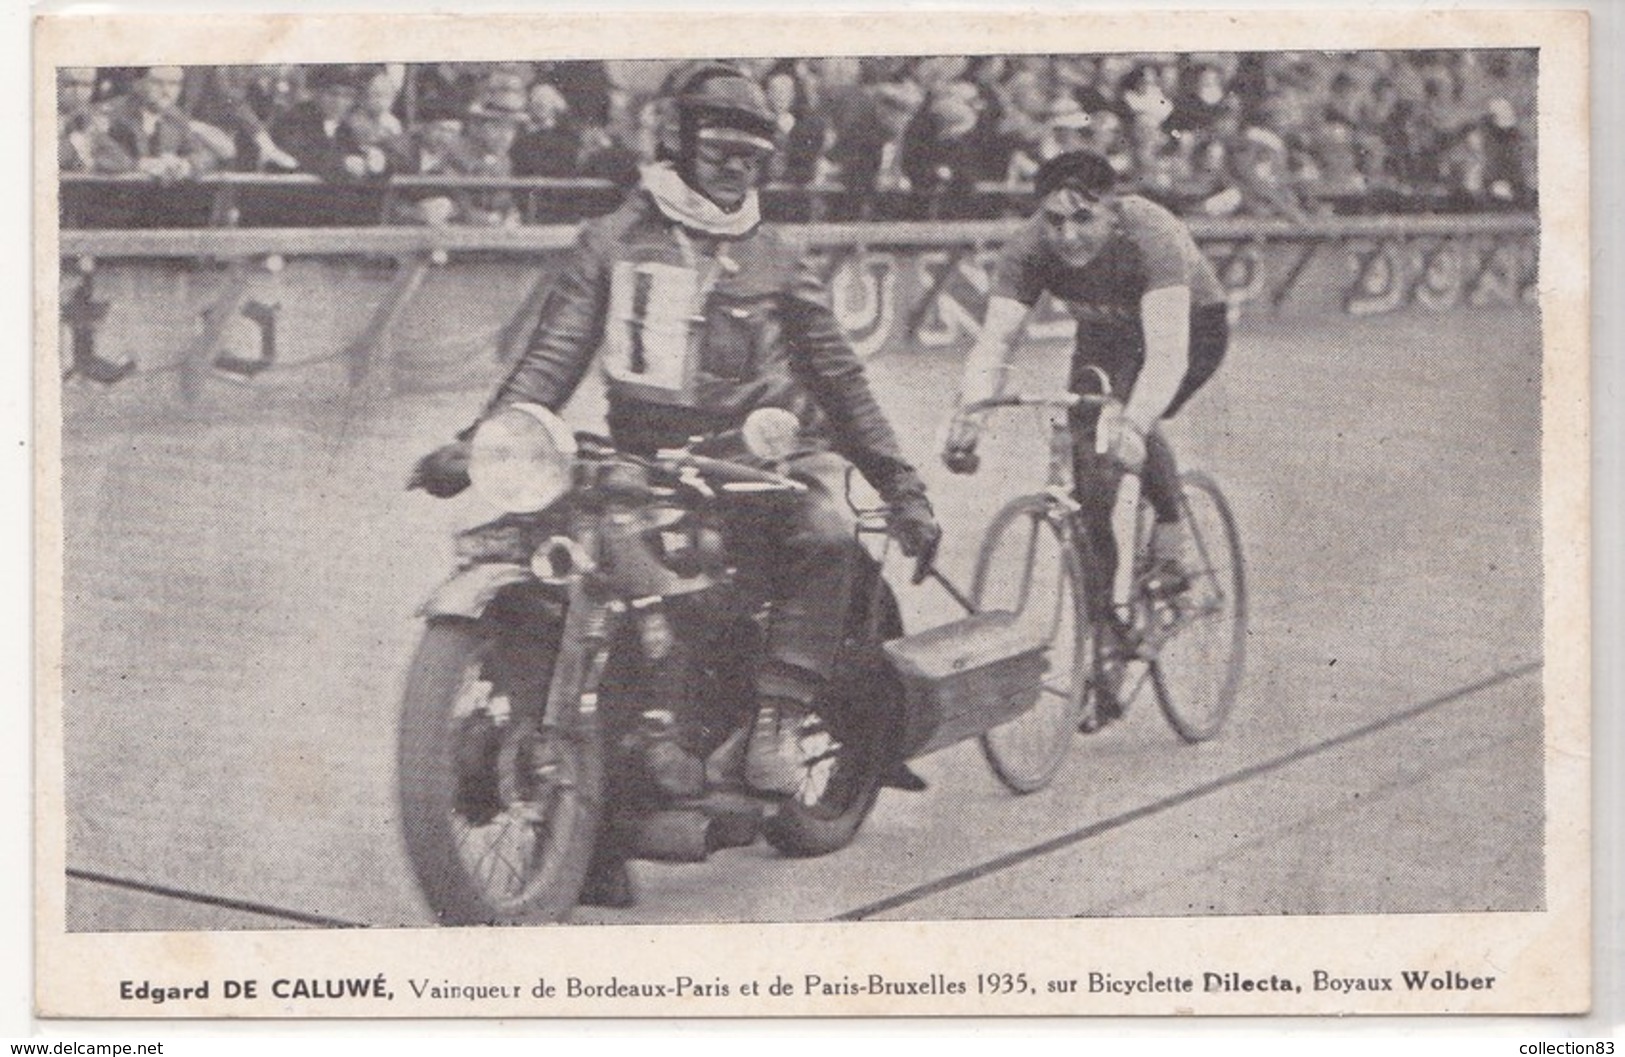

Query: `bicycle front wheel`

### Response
(973, 495, 1091, 793)
(1151, 471, 1247, 742)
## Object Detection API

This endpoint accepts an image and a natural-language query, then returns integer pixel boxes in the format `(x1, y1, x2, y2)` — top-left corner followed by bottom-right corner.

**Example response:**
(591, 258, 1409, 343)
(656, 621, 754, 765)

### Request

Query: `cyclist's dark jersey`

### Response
(992, 195, 1225, 327)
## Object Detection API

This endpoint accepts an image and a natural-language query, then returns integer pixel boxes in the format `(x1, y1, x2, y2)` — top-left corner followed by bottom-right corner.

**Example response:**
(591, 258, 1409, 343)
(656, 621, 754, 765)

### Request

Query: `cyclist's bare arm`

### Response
(956, 294, 1032, 409)
(943, 295, 1032, 471)
(1124, 283, 1192, 435)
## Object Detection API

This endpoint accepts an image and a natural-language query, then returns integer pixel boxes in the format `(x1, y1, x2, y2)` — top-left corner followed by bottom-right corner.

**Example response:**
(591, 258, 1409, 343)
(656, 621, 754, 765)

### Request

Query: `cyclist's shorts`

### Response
(1069, 302, 1230, 421)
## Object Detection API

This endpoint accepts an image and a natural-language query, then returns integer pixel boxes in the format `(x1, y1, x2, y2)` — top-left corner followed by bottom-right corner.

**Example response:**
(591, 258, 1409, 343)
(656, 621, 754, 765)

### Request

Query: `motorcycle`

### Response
(399, 405, 1058, 925)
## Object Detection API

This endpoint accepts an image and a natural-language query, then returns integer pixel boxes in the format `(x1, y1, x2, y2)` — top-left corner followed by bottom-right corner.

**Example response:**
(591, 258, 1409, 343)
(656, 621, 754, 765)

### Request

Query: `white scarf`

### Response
(640, 161, 761, 239)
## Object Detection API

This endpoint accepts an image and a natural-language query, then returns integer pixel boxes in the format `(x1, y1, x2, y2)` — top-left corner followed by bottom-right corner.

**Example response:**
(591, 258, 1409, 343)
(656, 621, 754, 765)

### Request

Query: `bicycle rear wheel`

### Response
(973, 495, 1090, 793)
(1151, 471, 1247, 742)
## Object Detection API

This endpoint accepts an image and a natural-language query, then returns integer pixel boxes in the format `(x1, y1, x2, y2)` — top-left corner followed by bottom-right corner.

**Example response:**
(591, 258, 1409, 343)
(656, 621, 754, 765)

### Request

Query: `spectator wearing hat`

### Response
(511, 82, 580, 178)
(395, 99, 469, 224)
(1041, 96, 1094, 162)
(990, 64, 1052, 177)
(58, 67, 134, 174)
(182, 64, 305, 171)
(101, 66, 230, 181)
(403, 100, 467, 174)
(533, 60, 615, 129)
(1081, 107, 1133, 178)
(1003, 95, 1093, 187)
(901, 80, 1000, 218)
(456, 97, 526, 225)
(347, 66, 411, 171)
(412, 64, 484, 126)
(482, 64, 536, 108)
(1056, 56, 1115, 118)
(1228, 115, 1307, 221)
(1168, 62, 1233, 138)
(827, 78, 919, 206)
(271, 65, 388, 182)
(1479, 96, 1529, 206)
(1116, 63, 1178, 190)
(761, 62, 828, 188)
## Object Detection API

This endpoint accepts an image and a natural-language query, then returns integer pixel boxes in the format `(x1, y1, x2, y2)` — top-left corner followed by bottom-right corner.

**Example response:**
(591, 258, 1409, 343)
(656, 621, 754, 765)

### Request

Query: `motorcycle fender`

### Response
(419, 563, 538, 621)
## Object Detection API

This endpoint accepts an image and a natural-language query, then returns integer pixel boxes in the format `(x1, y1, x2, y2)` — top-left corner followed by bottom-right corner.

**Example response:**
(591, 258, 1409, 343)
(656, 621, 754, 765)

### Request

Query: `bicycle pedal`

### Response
(1083, 667, 1125, 732)
(1145, 574, 1191, 601)
(1079, 700, 1121, 733)
(1110, 627, 1150, 662)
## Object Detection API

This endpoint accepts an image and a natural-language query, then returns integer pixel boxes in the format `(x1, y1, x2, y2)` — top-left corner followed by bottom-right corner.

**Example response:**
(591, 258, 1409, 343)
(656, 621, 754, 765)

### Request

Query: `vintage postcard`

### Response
(33, 8, 1590, 1018)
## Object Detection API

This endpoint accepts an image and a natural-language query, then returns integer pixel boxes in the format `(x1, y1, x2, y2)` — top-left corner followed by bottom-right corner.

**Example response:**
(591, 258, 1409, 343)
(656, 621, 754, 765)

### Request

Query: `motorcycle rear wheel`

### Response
(398, 617, 603, 925)
(762, 701, 887, 858)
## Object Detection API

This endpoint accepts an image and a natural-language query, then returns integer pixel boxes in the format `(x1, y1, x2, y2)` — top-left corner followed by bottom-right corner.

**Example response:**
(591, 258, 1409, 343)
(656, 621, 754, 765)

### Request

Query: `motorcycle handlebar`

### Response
(578, 442, 807, 498)
(663, 451, 809, 494)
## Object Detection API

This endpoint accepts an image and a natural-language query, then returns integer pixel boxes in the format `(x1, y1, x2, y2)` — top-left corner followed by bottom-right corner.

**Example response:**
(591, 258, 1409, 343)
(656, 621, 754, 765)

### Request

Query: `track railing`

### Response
(55, 211, 1538, 401)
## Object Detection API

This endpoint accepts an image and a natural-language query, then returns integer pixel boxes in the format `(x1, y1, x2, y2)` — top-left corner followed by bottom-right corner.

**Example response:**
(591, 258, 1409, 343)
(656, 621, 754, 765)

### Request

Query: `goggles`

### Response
(695, 125, 776, 163)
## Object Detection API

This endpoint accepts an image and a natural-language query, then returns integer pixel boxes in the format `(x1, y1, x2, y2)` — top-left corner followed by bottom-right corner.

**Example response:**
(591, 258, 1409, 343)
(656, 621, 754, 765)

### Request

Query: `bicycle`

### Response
(957, 377, 1248, 794)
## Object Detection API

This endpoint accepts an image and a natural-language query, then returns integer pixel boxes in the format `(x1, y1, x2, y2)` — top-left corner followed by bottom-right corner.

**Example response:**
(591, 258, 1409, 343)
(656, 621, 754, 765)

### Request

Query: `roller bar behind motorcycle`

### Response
(400, 405, 1056, 924)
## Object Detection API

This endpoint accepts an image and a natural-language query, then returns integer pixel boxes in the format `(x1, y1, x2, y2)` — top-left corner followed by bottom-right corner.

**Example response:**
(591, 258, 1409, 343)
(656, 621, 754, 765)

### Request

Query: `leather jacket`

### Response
(487, 190, 924, 500)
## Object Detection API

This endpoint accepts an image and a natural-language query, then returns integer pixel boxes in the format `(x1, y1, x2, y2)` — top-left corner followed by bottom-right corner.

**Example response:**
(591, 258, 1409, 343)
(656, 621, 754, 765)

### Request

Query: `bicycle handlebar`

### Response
(958, 367, 1120, 419)
(959, 390, 1119, 417)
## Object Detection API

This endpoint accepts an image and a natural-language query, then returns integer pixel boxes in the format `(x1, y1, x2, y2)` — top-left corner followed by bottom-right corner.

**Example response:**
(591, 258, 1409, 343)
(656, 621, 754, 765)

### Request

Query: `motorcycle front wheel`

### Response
(398, 617, 603, 925)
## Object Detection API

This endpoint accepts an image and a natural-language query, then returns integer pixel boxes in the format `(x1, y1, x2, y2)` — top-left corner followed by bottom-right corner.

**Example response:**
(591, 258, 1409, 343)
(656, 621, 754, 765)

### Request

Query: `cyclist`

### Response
(942, 149, 1229, 703)
(412, 61, 941, 797)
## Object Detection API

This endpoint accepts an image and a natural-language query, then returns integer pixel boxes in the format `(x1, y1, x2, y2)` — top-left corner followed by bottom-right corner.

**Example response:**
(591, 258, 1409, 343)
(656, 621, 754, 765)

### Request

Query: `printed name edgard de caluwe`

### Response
(119, 976, 393, 1003)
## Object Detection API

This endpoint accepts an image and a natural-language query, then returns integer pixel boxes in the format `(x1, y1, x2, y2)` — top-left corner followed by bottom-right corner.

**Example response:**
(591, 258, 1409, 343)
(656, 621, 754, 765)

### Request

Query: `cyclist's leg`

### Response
(1071, 427, 1120, 622)
(1069, 402, 1132, 725)
(1144, 304, 1231, 575)
(1069, 320, 1139, 624)
(1142, 429, 1182, 525)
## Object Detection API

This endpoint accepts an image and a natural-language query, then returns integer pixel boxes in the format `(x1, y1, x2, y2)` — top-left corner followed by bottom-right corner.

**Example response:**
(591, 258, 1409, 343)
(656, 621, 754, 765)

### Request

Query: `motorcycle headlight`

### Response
(469, 403, 577, 514)
(741, 406, 800, 462)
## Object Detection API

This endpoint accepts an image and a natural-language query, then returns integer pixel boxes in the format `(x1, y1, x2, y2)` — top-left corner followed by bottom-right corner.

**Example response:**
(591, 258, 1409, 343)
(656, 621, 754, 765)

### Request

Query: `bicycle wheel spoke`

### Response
(976, 497, 1088, 793)
(1015, 519, 1040, 613)
(1152, 473, 1247, 742)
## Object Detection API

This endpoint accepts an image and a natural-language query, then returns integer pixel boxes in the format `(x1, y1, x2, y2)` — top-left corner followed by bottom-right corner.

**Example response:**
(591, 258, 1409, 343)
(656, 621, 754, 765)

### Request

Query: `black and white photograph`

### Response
(33, 8, 1590, 1019)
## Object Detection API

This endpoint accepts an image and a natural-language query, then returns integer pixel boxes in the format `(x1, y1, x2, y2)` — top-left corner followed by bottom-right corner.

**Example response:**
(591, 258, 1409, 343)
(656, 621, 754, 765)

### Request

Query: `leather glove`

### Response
(888, 491, 943, 585)
(941, 413, 982, 475)
(409, 440, 472, 498)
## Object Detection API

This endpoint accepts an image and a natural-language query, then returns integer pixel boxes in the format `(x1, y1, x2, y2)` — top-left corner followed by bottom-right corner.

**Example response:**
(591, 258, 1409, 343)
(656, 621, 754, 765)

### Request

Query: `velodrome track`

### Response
(57, 303, 1543, 929)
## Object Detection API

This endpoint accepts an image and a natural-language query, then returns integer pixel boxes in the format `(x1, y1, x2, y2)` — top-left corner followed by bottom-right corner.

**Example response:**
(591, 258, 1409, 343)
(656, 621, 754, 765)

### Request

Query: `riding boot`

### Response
(578, 842, 636, 909)
(704, 725, 748, 788)
(78, 353, 136, 385)
(883, 762, 929, 792)
(633, 709, 706, 799)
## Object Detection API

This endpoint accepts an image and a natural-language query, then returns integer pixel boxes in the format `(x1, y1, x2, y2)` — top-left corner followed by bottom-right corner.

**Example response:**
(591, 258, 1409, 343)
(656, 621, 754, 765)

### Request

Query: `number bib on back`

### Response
(602, 259, 711, 406)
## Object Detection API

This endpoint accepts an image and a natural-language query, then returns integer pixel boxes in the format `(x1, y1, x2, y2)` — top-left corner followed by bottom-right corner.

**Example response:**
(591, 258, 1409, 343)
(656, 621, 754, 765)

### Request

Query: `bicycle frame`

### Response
(959, 372, 1246, 741)
(959, 381, 1159, 711)
(960, 371, 1145, 612)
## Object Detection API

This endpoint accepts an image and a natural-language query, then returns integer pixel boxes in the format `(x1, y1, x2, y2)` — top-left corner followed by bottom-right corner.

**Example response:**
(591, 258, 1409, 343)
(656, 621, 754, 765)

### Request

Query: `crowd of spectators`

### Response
(58, 51, 1537, 224)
